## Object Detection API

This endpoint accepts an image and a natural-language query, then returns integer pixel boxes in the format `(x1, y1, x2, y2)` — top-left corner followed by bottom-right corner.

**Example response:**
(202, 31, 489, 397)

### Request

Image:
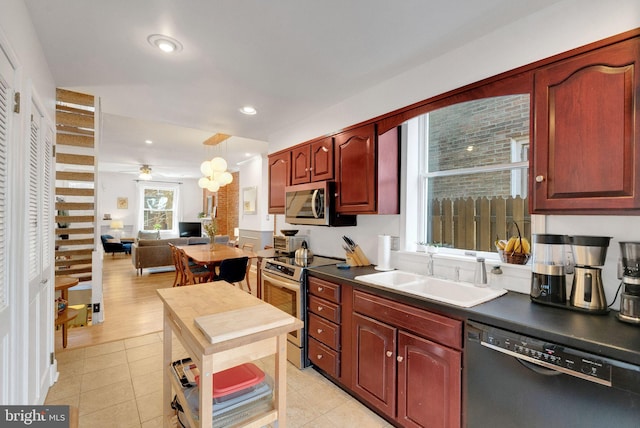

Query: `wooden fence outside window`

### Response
(430, 196, 530, 252)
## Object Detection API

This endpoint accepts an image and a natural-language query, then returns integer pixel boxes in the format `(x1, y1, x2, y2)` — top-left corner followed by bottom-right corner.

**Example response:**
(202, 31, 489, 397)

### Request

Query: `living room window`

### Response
(410, 94, 531, 254)
(138, 183, 180, 233)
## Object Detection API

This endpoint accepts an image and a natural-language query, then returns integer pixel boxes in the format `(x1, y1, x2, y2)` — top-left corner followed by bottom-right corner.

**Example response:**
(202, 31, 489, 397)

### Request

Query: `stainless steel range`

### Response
(260, 254, 339, 368)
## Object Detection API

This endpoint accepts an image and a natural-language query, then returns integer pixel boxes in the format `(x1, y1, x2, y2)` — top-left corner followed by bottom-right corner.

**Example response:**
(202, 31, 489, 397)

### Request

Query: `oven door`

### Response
(260, 270, 302, 347)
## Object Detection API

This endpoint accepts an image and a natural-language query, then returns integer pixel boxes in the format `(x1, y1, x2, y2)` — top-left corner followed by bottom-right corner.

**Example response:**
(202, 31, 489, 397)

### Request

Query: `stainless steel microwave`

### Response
(284, 181, 356, 226)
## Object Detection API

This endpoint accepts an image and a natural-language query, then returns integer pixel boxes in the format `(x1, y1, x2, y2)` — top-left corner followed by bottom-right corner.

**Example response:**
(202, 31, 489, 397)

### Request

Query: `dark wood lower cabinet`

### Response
(397, 331, 461, 428)
(352, 313, 397, 419)
(350, 289, 462, 427)
(307, 278, 463, 428)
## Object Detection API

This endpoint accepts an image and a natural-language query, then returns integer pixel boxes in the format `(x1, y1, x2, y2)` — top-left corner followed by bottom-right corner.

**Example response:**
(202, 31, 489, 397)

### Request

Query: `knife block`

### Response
(346, 245, 370, 266)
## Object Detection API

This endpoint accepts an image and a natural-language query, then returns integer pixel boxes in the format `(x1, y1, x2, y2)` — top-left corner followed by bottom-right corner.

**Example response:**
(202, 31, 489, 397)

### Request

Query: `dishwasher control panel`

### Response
(472, 323, 613, 385)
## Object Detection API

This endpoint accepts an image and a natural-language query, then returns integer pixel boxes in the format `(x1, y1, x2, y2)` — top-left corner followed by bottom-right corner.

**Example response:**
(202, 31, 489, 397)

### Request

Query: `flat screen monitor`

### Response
(179, 222, 202, 237)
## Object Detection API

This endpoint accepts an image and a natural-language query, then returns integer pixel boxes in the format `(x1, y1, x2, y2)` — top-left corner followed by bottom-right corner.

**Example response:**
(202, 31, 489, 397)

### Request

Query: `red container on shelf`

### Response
(196, 363, 266, 399)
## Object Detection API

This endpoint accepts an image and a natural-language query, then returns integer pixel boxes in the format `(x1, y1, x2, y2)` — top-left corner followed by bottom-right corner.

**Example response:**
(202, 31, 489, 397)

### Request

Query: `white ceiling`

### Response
(24, 0, 562, 179)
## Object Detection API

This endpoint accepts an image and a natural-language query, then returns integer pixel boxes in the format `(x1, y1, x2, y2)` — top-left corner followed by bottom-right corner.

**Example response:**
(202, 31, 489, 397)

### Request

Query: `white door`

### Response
(26, 96, 54, 405)
(0, 40, 18, 403)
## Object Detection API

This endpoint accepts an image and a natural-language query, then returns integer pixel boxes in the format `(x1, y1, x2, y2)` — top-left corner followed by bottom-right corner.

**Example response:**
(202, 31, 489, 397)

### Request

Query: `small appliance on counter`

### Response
(530, 234, 570, 306)
(272, 233, 308, 256)
(618, 241, 640, 324)
(568, 235, 610, 313)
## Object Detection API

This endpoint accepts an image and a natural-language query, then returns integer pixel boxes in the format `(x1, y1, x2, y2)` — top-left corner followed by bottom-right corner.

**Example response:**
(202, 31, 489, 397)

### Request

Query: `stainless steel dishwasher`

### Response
(465, 321, 640, 427)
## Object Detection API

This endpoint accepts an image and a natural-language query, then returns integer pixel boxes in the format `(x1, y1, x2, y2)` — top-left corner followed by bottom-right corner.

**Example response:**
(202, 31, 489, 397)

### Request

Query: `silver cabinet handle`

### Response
(317, 329, 323, 334)
(397, 356, 404, 362)
(317, 306, 323, 311)
(386, 351, 393, 357)
(536, 175, 545, 183)
(317, 286, 324, 292)
(317, 354, 323, 359)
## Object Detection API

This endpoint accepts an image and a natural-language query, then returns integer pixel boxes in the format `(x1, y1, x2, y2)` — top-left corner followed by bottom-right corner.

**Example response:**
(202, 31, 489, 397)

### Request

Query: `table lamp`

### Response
(110, 220, 124, 239)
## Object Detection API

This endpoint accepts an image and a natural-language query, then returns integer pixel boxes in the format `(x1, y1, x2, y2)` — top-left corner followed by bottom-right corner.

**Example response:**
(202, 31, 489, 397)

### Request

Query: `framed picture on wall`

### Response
(243, 186, 257, 215)
(117, 197, 128, 209)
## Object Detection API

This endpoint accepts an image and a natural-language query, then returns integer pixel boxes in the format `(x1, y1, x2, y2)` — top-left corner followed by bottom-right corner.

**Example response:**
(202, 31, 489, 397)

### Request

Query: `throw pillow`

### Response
(106, 238, 121, 243)
(137, 230, 160, 240)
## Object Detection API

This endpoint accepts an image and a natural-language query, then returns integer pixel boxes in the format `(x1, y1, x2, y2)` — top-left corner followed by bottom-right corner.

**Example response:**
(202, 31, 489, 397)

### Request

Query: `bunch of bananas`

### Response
(496, 236, 530, 254)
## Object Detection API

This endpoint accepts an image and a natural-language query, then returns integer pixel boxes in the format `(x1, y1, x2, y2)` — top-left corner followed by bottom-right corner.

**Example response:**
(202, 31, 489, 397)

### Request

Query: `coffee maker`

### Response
(530, 234, 569, 307)
(568, 236, 610, 313)
(618, 241, 640, 324)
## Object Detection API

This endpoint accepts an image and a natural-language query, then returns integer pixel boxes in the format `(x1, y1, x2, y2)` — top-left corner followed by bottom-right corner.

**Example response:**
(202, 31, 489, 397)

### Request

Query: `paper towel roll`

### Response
(375, 235, 393, 271)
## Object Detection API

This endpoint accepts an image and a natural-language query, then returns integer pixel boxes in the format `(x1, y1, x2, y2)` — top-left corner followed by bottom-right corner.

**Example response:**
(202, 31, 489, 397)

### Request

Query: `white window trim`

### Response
(137, 182, 181, 236)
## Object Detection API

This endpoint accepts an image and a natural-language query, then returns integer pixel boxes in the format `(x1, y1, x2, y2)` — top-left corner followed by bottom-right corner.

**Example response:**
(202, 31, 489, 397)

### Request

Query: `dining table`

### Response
(177, 243, 258, 290)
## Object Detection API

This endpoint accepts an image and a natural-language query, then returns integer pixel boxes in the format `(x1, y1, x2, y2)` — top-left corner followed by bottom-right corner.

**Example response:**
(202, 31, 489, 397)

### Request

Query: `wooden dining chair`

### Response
(212, 257, 250, 292)
(169, 243, 184, 287)
(178, 248, 212, 285)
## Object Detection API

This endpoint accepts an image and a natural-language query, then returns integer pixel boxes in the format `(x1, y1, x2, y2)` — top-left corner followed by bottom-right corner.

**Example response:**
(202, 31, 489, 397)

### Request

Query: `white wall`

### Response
(237, 156, 272, 232)
(267, 0, 640, 305)
(97, 171, 202, 236)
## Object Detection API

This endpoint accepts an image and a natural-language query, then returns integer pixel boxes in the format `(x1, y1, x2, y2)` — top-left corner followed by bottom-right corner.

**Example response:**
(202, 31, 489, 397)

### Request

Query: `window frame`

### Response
(405, 95, 532, 258)
(137, 182, 180, 235)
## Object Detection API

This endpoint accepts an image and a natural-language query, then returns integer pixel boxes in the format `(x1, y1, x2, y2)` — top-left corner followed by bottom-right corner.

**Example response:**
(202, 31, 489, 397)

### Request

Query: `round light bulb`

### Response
(220, 171, 233, 185)
(200, 161, 212, 176)
(210, 157, 227, 172)
(198, 177, 210, 188)
(207, 180, 220, 192)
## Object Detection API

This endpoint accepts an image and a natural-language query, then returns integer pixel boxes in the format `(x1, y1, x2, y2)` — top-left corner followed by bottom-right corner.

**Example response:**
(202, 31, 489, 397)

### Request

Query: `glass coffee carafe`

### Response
(530, 234, 570, 306)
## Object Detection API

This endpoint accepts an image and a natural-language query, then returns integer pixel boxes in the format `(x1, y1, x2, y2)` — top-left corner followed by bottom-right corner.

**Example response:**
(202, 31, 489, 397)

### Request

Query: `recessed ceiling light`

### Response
(145, 139, 153, 144)
(147, 34, 183, 53)
(239, 106, 257, 115)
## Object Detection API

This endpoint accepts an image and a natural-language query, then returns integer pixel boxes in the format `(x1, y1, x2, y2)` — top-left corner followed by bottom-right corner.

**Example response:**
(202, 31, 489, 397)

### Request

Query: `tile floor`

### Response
(45, 332, 393, 427)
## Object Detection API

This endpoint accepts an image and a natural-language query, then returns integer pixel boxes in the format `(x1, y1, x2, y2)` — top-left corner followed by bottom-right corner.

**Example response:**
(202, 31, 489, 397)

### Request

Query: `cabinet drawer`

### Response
(308, 313, 340, 350)
(308, 277, 341, 303)
(353, 290, 462, 350)
(308, 295, 341, 323)
(308, 336, 340, 378)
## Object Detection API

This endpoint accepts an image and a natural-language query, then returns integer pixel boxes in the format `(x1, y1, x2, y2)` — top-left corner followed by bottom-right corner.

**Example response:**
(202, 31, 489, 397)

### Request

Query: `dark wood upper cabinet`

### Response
(334, 124, 399, 214)
(532, 37, 640, 213)
(310, 137, 334, 182)
(267, 151, 290, 214)
(291, 137, 334, 185)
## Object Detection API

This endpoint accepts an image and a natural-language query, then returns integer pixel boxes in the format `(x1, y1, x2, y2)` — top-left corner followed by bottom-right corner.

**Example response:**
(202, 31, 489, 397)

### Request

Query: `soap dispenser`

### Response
(474, 257, 487, 287)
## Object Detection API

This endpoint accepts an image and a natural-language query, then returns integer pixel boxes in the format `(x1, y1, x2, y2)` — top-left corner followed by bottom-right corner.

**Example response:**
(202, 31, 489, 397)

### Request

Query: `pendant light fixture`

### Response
(198, 134, 234, 192)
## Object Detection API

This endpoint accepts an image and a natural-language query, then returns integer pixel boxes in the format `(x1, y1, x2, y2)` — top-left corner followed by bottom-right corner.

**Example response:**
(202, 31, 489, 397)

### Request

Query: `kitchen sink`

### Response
(354, 271, 507, 307)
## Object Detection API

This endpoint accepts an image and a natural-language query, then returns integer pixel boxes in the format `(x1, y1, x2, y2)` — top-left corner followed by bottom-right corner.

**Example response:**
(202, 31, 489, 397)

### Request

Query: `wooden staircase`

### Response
(54, 89, 96, 283)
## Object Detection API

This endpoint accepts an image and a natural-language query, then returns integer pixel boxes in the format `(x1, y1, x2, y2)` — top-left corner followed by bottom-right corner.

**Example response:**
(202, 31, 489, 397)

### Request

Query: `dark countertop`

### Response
(307, 265, 640, 366)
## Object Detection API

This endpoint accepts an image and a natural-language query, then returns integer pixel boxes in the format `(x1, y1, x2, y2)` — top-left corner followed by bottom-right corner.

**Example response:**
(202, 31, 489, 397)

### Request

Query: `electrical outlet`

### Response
(93, 303, 100, 313)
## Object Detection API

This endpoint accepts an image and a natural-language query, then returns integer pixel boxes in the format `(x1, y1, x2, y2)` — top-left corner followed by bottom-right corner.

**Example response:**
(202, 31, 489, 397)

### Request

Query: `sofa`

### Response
(132, 236, 210, 275)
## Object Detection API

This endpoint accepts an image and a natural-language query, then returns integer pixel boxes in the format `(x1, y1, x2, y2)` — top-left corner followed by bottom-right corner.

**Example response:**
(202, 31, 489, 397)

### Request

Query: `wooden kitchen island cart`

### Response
(157, 282, 302, 428)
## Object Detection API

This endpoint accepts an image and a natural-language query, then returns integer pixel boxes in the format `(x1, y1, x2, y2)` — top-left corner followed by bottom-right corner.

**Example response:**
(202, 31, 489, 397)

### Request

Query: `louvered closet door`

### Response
(27, 97, 54, 405)
(0, 37, 14, 404)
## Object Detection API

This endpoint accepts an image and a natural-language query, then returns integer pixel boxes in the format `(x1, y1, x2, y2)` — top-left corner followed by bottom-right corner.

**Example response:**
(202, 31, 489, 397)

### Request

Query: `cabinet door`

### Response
(310, 137, 334, 181)
(352, 312, 396, 418)
(397, 331, 461, 428)
(291, 145, 310, 185)
(533, 38, 640, 213)
(268, 151, 291, 213)
(335, 124, 376, 213)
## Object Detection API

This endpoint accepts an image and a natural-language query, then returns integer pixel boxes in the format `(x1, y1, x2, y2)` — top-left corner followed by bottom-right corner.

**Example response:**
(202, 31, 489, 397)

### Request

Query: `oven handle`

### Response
(261, 271, 300, 292)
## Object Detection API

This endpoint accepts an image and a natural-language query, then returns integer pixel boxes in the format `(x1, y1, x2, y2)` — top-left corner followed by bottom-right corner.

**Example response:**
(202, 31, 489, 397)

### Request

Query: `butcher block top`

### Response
(157, 282, 302, 355)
